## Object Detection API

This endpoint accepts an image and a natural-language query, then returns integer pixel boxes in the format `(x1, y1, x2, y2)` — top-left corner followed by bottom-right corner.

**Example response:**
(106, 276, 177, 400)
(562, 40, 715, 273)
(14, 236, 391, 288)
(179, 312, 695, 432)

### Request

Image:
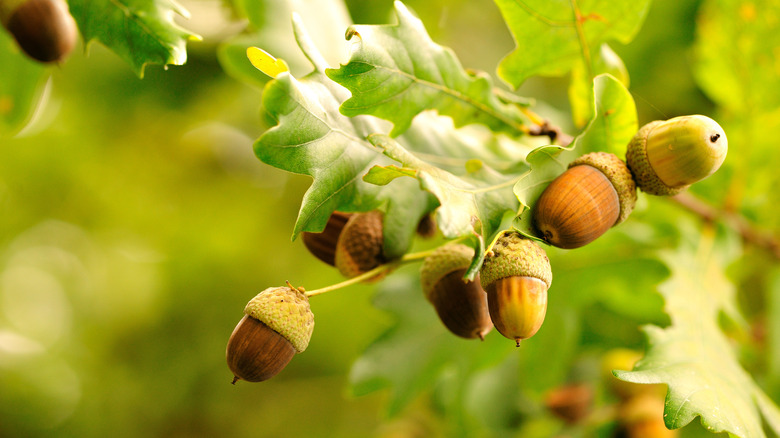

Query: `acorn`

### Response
(302, 211, 353, 266)
(334, 211, 386, 279)
(533, 152, 637, 249)
(415, 213, 437, 239)
(480, 232, 552, 345)
(626, 115, 727, 196)
(544, 383, 594, 424)
(2, 0, 78, 63)
(226, 284, 314, 383)
(420, 243, 492, 339)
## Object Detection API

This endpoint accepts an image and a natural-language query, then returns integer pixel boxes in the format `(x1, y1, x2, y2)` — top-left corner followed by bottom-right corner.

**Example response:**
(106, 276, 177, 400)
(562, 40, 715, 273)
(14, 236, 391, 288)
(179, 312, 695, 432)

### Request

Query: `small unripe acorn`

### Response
(534, 152, 637, 249)
(302, 211, 353, 266)
(226, 284, 314, 383)
(420, 244, 492, 340)
(480, 232, 552, 346)
(334, 211, 386, 279)
(2, 0, 78, 63)
(626, 115, 727, 196)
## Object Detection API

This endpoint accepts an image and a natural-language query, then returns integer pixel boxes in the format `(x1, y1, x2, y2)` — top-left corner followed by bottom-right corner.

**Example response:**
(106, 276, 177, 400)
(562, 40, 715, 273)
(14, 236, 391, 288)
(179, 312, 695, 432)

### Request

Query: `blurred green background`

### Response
(0, 0, 774, 436)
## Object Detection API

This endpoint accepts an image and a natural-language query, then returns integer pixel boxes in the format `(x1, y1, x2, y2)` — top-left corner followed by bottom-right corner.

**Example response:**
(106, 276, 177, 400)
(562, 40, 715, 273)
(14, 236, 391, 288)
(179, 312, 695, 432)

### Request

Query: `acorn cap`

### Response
(244, 286, 314, 353)
(480, 232, 552, 290)
(569, 152, 637, 225)
(334, 211, 385, 279)
(626, 115, 727, 196)
(420, 243, 475, 298)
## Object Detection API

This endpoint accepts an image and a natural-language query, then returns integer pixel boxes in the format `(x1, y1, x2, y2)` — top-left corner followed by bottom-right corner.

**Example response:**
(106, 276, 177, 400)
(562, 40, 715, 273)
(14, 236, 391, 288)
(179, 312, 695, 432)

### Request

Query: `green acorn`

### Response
(420, 244, 492, 340)
(226, 284, 314, 383)
(480, 232, 552, 346)
(534, 152, 637, 249)
(626, 115, 727, 196)
(1, 0, 77, 63)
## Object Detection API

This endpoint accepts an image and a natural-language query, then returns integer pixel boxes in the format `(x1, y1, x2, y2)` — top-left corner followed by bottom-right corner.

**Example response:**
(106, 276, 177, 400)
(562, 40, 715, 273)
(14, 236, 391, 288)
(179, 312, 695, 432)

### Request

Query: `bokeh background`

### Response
(0, 0, 773, 436)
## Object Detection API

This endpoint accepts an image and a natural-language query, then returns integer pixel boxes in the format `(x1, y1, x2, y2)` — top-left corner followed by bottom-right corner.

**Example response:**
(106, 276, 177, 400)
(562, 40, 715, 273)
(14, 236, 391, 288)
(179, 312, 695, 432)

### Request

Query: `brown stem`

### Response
(670, 192, 780, 258)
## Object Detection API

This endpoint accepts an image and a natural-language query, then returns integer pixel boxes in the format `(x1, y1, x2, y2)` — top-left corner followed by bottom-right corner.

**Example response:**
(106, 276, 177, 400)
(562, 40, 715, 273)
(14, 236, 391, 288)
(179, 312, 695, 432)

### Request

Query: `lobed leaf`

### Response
(615, 231, 780, 437)
(365, 133, 524, 277)
(495, 0, 650, 88)
(326, 1, 528, 137)
(68, 0, 200, 77)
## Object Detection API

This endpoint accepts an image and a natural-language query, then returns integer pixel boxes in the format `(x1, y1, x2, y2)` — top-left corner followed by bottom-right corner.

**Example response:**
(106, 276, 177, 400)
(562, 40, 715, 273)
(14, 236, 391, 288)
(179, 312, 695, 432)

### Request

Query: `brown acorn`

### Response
(480, 232, 552, 345)
(544, 383, 594, 424)
(533, 152, 637, 249)
(420, 243, 492, 339)
(334, 211, 386, 279)
(2, 0, 78, 63)
(626, 115, 727, 196)
(301, 211, 352, 266)
(226, 285, 314, 383)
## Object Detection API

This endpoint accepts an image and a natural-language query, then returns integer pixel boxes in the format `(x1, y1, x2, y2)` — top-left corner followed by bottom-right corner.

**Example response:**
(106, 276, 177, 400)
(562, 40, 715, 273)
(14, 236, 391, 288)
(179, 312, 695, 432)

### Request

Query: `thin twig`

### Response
(670, 192, 780, 258)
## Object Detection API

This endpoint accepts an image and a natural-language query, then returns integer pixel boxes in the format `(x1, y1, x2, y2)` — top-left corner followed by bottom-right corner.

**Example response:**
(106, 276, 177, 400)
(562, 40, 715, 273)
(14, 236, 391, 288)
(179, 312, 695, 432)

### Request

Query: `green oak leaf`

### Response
(512, 74, 636, 238)
(615, 232, 780, 437)
(0, 30, 48, 136)
(495, 0, 649, 88)
(255, 19, 437, 259)
(326, 1, 528, 137)
(68, 0, 200, 77)
(218, 0, 352, 88)
(694, 0, 780, 113)
(568, 43, 629, 128)
(364, 133, 524, 277)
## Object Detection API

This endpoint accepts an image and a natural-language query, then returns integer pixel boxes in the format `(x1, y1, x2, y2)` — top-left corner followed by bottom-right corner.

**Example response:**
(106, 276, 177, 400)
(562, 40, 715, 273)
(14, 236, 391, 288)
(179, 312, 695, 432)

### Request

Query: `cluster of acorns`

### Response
(227, 115, 728, 383)
(1, 0, 78, 63)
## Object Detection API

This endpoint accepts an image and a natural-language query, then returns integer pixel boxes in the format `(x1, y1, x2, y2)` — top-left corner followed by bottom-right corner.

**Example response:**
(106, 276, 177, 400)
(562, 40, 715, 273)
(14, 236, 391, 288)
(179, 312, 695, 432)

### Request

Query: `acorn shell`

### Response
(533, 152, 636, 249)
(302, 211, 352, 266)
(6, 0, 77, 63)
(420, 244, 492, 339)
(226, 315, 296, 383)
(486, 276, 547, 345)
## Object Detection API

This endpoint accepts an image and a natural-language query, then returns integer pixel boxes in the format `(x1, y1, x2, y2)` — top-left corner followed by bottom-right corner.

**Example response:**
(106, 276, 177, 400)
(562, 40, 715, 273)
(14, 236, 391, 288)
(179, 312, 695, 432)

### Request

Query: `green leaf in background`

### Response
(0, 31, 48, 136)
(615, 229, 780, 437)
(495, 0, 650, 88)
(68, 0, 200, 77)
(693, 0, 780, 114)
(349, 272, 513, 418)
(512, 74, 636, 238)
(326, 1, 528, 137)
